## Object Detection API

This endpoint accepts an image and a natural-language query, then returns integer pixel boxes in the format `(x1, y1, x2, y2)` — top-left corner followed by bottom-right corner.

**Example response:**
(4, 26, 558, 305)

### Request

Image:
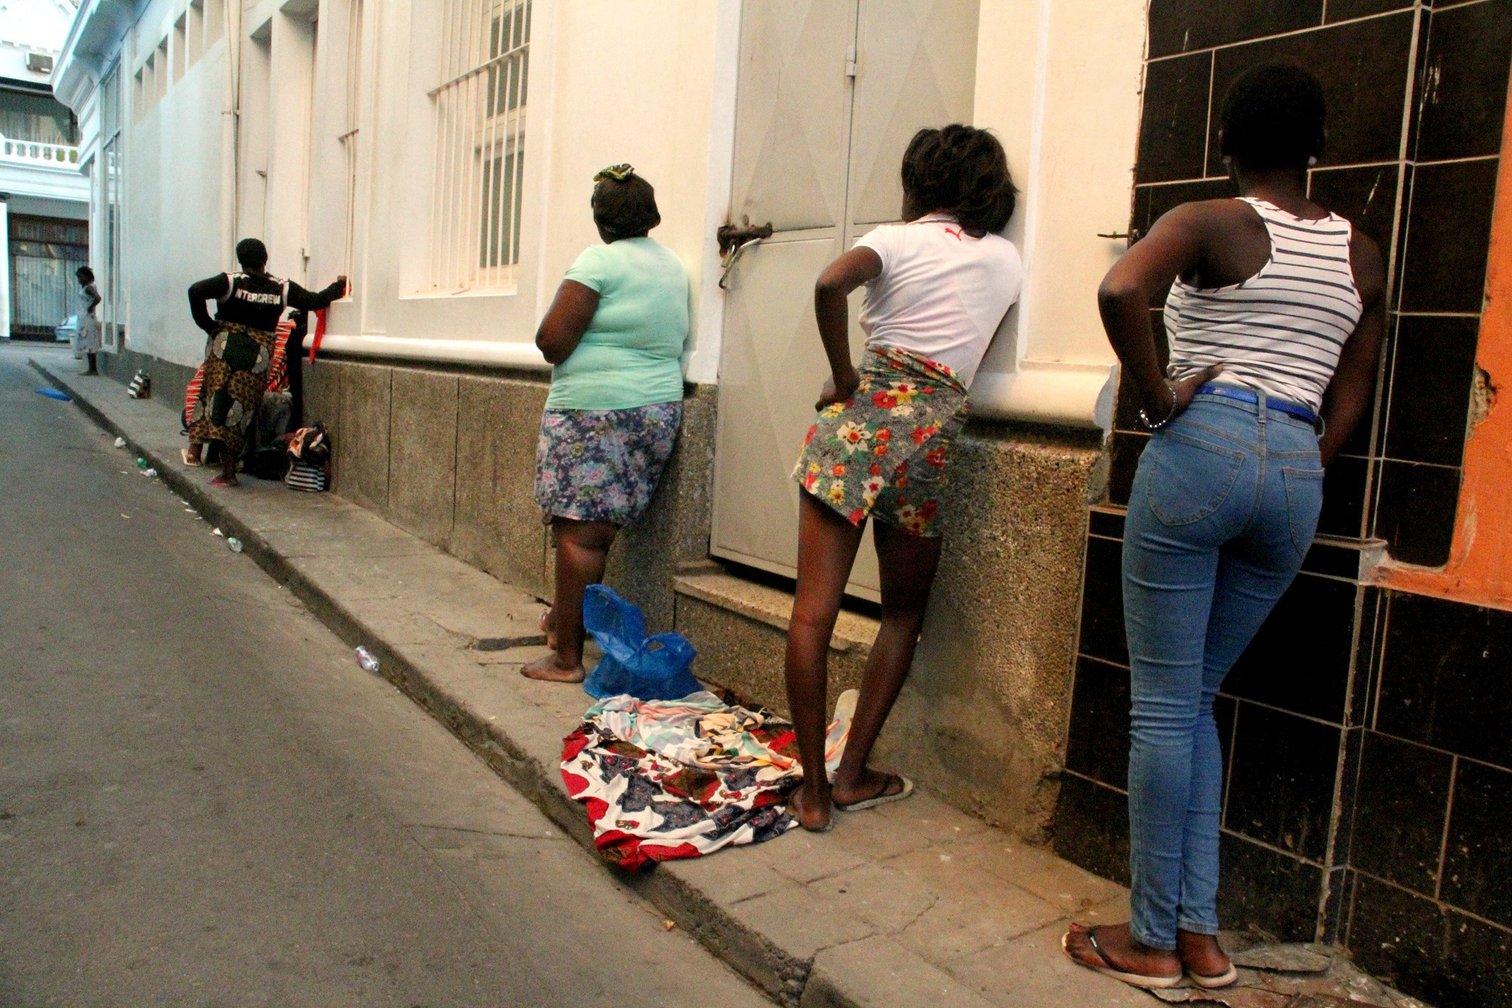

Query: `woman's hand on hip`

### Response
(1167, 364, 1225, 418)
(816, 367, 860, 412)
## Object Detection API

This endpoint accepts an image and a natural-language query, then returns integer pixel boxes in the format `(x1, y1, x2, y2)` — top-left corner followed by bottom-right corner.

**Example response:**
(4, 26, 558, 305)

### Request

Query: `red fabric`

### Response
(308, 307, 328, 364)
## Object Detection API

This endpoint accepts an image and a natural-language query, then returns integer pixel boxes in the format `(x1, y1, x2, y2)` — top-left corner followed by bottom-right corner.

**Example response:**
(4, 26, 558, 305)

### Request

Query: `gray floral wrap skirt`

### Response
(535, 402, 683, 525)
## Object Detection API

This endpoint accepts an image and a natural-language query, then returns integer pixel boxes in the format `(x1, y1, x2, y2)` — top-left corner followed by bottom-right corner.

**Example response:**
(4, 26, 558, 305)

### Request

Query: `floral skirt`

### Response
(187, 320, 275, 456)
(535, 402, 682, 525)
(791, 344, 968, 537)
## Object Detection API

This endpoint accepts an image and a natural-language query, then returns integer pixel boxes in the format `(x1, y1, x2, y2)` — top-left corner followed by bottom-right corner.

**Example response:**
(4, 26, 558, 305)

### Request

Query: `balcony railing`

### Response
(0, 135, 81, 166)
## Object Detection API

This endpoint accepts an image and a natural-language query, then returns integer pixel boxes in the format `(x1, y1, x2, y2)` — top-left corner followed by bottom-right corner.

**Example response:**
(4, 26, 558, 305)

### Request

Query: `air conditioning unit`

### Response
(26, 52, 54, 74)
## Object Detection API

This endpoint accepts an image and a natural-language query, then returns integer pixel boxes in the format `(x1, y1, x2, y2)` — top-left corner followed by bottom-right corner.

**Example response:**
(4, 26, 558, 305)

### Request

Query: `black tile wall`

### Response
(1376, 594, 1512, 769)
(1050, 774, 1130, 885)
(1348, 875, 1450, 1002)
(1349, 588, 1382, 728)
(1087, 506, 1124, 540)
(1064, 655, 1131, 787)
(1224, 575, 1358, 723)
(1148, 0, 1324, 60)
(1317, 453, 1371, 539)
(1440, 909, 1512, 1008)
(1078, 533, 1127, 666)
(1350, 873, 1512, 1008)
(1326, 0, 1414, 21)
(1397, 159, 1500, 314)
(1107, 430, 1146, 508)
(1136, 52, 1214, 184)
(1411, 1, 1512, 162)
(1209, 13, 1416, 176)
(1224, 704, 1342, 862)
(1219, 833, 1327, 941)
(1350, 732, 1453, 894)
(1373, 459, 1461, 566)
(1383, 314, 1479, 467)
(1309, 163, 1400, 255)
(1133, 179, 1235, 239)
(1441, 759, 1512, 928)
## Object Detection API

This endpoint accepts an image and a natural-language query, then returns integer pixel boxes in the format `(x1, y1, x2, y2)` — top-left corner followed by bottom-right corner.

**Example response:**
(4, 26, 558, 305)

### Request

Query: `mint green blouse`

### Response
(545, 237, 689, 410)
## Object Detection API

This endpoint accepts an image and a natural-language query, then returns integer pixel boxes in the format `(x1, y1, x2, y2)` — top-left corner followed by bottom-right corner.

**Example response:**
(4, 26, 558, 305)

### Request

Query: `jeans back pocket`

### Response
(1142, 428, 1245, 526)
(1282, 465, 1325, 559)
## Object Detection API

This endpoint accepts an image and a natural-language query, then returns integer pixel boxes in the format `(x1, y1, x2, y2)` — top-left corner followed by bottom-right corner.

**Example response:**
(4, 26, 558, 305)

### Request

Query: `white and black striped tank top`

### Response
(1164, 197, 1363, 413)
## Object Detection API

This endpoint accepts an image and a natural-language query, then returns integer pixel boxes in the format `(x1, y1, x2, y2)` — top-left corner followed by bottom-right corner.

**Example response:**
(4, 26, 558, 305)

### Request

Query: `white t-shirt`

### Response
(854, 218, 1023, 387)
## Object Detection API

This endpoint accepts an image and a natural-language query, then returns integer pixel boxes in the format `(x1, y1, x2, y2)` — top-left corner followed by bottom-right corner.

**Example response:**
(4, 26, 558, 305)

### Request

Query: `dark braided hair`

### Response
(900, 125, 1017, 237)
(591, 164, 661, 240)
(1219, 63, 1326, 172)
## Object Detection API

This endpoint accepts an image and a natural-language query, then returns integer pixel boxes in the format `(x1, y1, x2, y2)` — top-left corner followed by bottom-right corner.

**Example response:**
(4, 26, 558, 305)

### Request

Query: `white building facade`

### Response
(0, 0, 88, 341)
(54, 0, 1148, 831)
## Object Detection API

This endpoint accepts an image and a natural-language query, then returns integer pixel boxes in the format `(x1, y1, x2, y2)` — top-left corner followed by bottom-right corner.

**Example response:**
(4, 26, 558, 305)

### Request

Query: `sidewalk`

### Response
(32, 356, 1426, 1008)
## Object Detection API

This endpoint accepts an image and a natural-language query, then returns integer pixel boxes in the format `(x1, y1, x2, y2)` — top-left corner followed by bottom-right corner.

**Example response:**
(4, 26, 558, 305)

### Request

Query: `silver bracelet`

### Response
(1138, 383, 1178, 430)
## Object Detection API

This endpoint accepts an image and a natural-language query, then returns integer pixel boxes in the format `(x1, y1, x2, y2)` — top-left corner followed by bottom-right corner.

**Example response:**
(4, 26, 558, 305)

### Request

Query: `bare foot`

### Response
(1061, 921, 1182, 988)
(520, 652, 585, 683)
(1177, 929, 1237, 987)
(788, 781, 832, 833)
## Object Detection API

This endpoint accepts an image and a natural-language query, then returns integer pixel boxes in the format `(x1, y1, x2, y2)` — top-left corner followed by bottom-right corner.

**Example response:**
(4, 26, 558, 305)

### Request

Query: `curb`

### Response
(32, 359, 829, 1006)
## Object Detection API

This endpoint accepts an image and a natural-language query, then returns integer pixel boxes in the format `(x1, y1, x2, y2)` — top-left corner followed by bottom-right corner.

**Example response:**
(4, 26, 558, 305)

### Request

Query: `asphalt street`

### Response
(0, 343, 771, 1007)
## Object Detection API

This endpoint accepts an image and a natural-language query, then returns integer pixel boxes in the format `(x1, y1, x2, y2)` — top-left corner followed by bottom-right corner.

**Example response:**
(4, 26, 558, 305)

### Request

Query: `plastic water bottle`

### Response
(226, 537, 243, 553)
(354, 646, 380, 673)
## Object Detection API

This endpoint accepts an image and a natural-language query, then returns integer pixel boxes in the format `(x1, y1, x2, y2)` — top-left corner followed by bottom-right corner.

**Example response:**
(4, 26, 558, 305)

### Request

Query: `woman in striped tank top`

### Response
(1063, 65, 1385, 990)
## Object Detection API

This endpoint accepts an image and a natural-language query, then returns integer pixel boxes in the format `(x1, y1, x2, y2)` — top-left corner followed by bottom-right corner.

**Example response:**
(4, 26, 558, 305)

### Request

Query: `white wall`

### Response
(58, 0, 1147, 415)
(969, 0, 1146, 428)
(308, 0, 722, 367)
(119, 0, 234, 365)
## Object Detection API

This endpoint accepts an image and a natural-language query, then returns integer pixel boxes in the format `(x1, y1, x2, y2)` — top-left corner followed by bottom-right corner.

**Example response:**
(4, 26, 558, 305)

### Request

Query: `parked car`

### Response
(55, 315, 78, 343)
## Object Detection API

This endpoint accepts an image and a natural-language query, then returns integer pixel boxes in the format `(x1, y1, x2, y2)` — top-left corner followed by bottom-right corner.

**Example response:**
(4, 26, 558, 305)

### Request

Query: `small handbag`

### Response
(284, 422, 331, 492)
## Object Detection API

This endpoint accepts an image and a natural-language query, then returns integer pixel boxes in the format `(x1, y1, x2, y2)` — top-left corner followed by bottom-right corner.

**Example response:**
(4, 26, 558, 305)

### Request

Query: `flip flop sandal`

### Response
(209, 474, 238, 487)
(1061, 924, 1183, 989)
(834, 773, 914, 812)
(1187, 962, 1239, 988)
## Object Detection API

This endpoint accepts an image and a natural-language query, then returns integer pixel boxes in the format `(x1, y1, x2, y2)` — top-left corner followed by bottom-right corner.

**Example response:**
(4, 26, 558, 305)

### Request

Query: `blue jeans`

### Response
(1122, 390, 1324, 949)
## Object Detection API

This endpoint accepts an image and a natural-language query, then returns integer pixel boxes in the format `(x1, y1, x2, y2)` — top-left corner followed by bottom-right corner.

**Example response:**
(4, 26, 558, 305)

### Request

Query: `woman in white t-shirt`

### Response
(784, 125, 1024, 832)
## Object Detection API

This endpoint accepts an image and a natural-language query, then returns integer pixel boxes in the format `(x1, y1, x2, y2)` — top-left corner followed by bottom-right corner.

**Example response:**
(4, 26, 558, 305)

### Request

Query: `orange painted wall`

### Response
(1373, 80, 1512, 610)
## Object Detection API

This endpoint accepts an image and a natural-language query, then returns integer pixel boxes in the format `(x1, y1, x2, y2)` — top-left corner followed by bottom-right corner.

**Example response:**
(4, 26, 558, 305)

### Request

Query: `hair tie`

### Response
(594, 163, 634, 182)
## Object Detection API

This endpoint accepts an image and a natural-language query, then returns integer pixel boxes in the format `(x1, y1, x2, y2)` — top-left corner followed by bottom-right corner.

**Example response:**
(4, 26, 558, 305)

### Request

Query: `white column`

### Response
(0, 196, 10, 341)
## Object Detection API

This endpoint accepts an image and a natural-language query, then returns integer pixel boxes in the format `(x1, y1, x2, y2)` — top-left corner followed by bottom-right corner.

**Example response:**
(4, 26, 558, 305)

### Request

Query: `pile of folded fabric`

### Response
(560, 691, 802, 871)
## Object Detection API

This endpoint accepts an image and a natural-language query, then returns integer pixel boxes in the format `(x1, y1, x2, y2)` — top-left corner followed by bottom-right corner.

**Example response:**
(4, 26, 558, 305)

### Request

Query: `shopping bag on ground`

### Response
(581, 584, 700, 701)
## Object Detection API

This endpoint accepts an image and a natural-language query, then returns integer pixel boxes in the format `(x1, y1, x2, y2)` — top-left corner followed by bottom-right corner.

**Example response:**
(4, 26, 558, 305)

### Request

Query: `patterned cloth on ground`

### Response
(560, 691, 801, 871)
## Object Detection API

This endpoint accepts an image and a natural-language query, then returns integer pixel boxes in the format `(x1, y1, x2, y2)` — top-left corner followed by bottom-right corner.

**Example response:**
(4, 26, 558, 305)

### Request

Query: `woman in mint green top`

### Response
(524, 165, 690, 684)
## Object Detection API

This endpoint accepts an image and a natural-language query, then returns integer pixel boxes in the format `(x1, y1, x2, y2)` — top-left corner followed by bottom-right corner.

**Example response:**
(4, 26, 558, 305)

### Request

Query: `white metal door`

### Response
(712, 0, 980, 601)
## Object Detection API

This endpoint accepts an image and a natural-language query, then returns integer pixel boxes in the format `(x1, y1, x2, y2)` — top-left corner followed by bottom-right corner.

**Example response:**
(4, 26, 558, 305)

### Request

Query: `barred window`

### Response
(429, 0, 530, 293)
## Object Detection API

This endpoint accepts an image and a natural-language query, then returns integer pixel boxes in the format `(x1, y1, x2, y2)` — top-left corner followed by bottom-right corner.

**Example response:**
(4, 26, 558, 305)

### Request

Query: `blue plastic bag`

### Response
(581, 584, 701, 701)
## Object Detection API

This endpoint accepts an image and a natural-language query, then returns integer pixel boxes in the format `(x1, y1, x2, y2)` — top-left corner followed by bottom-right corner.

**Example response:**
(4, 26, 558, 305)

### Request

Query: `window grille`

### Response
(428, 0, 529, 292)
